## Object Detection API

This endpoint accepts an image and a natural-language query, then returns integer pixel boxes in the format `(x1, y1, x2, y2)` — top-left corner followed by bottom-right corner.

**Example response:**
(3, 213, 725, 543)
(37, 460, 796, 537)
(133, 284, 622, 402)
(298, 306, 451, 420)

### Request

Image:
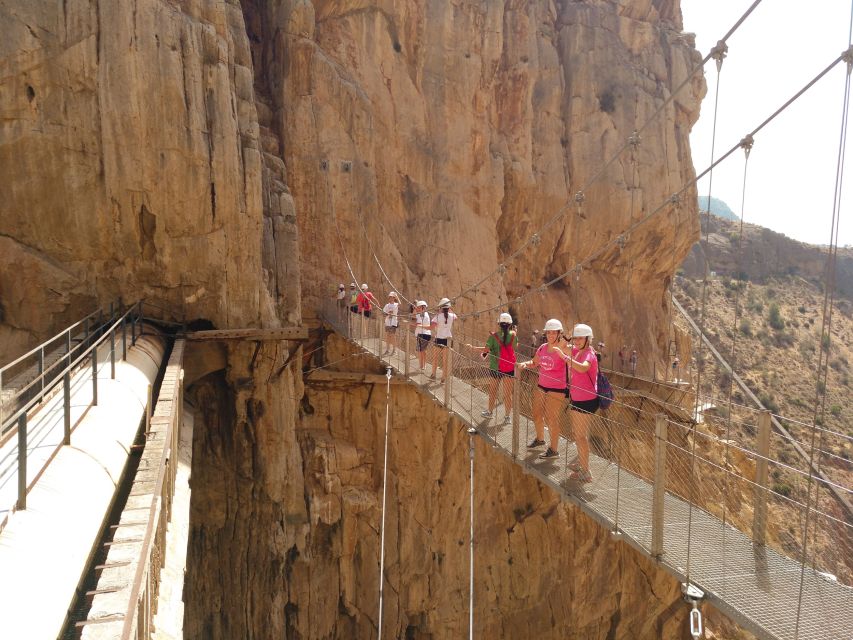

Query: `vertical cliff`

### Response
(0, 0, 719, 638)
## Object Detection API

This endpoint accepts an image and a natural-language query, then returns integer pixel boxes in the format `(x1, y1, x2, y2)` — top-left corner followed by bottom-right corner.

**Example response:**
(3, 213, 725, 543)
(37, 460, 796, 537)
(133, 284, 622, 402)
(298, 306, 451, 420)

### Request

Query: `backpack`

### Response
(491, 332, 516, 373)
(596, 370, 614, 410)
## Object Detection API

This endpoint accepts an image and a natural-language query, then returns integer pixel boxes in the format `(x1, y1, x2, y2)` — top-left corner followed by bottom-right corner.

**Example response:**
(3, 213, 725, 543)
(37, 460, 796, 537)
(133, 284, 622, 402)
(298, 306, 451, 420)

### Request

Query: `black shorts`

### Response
(416, 334, 432, 352)
(489, 369, 514, 379)
(350, 305, 359, 313)
(434, 337, 449, 348)
(363, 310, 371, 318)
(570, 397, 600, 414)
(538, 385, 566, 395)
(384, 325, 397, 333)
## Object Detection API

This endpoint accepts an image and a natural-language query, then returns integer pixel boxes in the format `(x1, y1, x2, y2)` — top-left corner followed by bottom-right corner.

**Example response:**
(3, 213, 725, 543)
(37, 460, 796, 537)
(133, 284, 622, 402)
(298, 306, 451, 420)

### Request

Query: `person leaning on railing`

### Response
(382, 292, 400, 356)
(466, 312, 517, 424)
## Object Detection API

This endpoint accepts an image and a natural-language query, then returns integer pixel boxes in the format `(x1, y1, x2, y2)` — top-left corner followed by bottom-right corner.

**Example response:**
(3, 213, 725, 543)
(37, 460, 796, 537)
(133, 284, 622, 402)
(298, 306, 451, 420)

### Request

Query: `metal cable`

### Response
(794, 18, 853, 637)
(377, 366, 392, 640)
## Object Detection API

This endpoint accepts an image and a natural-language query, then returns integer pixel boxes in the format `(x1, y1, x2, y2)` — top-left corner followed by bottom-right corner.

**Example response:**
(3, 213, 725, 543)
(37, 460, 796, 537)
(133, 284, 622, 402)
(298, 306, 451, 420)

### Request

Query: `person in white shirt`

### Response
(382, 292, 400, 356)
(412, 300, 431, 370)
(336, 283, 347, 320)
(430, 298, 457, 381)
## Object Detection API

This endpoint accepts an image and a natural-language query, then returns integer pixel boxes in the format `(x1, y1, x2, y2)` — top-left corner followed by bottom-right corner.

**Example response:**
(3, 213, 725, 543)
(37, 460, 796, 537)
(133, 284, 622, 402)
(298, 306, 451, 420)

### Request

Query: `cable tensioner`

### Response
(739, 133, 754, 158)
(710, 39, 728, 71)
(681, 583, 705, 639)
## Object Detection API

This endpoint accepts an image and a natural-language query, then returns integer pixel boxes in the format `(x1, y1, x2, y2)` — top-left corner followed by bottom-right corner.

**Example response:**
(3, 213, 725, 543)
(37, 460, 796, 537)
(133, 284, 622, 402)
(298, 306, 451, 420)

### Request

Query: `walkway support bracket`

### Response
(651, 413, 667, 558)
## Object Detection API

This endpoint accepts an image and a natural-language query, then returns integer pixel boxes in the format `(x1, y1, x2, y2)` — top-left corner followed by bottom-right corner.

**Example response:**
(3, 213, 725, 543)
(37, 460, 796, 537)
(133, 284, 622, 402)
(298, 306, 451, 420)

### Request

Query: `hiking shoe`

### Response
(568, 470, 593, 483)
(567, 456, 582, 472)
(527, 438, 545, 448)
(480, 410, 493, 418)
(538, 447, 559, 459)
(502, 415, 511, 425)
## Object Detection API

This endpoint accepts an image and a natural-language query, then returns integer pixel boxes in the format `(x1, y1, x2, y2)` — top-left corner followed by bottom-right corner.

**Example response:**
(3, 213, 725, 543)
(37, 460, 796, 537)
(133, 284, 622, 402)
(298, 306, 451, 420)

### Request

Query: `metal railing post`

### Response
(110, 328, 116, 379)
(64, 372, 71, 445)
(92, 348, 98, 406)
(38, 346, 45, 398)
(17, 414, 27, 510)
(85, 317, 90, 344)
(121, 316, 127, 361)
(0, 371, 4, 429)
(360, 312, 366, 344)
(752, 410, 772, 545)
(651, 413, 667, 557)
(131, 308, 137, 345)
(512, 362, 520, 459)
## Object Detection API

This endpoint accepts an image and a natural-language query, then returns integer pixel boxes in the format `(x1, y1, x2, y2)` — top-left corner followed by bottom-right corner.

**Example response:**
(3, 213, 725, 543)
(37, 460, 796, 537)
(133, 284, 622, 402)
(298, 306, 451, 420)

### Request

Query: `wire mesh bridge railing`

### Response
(319, 300, 852, 640)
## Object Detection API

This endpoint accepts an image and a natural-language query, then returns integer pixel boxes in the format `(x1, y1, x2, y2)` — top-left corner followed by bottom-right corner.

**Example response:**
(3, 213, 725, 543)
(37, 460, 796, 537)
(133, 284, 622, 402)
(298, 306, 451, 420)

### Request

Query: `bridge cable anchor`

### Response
(739, 133, 754, 159)
(842, 44, 853, 74)
(681, 583, 705, 639)
(710, 39, 728, 71)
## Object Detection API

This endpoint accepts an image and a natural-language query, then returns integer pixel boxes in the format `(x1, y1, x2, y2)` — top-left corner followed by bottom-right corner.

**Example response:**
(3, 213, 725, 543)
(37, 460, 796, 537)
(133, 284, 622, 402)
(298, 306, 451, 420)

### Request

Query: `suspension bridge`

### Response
(318, 1, 853, 637)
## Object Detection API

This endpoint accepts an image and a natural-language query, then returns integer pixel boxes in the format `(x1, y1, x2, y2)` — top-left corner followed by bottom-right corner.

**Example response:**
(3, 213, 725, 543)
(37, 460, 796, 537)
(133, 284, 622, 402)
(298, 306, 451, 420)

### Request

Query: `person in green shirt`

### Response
(467, 313, 517, 423)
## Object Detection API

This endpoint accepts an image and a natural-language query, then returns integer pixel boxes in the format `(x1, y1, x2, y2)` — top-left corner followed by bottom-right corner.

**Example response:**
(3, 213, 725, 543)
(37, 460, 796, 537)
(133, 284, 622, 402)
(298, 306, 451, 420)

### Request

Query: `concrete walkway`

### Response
(0, 335, 165, 640)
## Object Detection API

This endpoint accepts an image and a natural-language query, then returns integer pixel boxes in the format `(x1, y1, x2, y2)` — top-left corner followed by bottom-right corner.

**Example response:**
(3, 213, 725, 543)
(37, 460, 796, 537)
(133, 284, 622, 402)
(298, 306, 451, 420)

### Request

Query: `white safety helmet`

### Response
(350, 282, 356, 287)
(388, 291, 398, 299)
(416, 300, 427, 308)
(499, 312, 513, 324)
(361, 283, 369, 290)
(438, 297, 451, 308)
(572, 323, 593, 338)
(339, 283, 345, 288)
(543, 318, 563, 332)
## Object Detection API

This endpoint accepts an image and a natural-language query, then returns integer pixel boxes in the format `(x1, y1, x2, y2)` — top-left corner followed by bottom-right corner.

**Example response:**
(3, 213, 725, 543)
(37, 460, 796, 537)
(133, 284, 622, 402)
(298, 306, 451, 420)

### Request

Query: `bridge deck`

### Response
(343, 332, 852, 640)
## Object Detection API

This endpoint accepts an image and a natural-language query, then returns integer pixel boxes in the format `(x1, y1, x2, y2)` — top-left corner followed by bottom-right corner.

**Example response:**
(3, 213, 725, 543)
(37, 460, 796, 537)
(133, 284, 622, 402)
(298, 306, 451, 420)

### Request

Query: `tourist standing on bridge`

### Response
(357, 284, 378, 318)
(382, 292, 400, 356)
(430, 298, 456, 381)
(336, 283, 347, 320)
(413, 300, 431, 370)
(467, 312, 517, 423)
(630, 349, 638, 375)
(519, 319, 568, 459)
(349, 283, 359, 314)
(565, 323, 599, 483)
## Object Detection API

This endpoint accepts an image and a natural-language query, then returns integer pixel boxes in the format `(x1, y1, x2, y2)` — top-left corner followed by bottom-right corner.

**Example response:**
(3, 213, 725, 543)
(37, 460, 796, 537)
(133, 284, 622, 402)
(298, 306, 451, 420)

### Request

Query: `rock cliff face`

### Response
(0, 0, 719, 638)
(265, 0, 704, 362)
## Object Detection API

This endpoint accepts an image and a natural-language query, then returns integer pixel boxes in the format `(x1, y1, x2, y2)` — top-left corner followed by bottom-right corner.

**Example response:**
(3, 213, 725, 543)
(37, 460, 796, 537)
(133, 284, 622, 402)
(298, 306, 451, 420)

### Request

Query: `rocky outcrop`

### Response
(265, 0, 704, 365)
(0, 0, 725, 638)
(681, 215, 853, 298)
(0, 1, 298, 361)
(186, 334, 753, 639)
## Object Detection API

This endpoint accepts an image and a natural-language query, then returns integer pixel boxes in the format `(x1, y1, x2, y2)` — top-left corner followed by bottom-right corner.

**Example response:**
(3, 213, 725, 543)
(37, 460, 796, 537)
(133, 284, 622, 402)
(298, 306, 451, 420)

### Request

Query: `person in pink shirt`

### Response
(565, 323, 599, 483)
(519, 318, 568, 459)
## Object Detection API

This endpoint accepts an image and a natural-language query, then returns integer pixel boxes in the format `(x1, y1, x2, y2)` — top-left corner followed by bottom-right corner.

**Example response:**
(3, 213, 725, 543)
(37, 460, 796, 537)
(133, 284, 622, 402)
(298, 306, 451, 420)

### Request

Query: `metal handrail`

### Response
(0, 307, 106, 375)
(1, 302, 143, 434)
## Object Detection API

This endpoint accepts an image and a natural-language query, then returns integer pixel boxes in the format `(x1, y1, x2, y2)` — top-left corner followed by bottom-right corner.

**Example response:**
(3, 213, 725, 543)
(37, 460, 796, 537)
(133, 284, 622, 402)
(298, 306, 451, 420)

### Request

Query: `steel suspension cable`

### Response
(377, 366, 393, 640)
(687, 43, 727, 586)
(794, 21, 853, 638)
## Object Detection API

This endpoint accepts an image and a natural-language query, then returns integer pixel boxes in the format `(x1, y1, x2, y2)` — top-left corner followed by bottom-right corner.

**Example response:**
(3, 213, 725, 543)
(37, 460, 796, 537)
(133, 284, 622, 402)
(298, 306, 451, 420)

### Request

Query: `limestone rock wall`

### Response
(266, 0, 704, 365)
(0, 0, 297, 360)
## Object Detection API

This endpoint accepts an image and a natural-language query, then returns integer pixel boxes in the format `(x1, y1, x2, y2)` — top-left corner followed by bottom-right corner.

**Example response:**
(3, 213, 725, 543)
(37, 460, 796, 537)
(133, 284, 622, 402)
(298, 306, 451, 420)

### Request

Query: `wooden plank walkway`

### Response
(341, 331, 853, 640)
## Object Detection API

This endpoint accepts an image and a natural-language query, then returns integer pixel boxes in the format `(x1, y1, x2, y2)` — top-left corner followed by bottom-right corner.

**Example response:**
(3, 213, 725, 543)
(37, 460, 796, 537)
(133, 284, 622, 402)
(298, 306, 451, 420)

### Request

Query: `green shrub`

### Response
(830, 404, 842, 417)
(768, 303, 785, 330)
(739, 318, 753, 337)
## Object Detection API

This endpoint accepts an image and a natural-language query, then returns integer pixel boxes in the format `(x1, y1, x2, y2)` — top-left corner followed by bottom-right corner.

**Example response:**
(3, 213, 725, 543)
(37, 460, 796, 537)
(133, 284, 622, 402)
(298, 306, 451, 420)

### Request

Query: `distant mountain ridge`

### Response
(698, 196, 738, 221)
(681, 214, 853, 299)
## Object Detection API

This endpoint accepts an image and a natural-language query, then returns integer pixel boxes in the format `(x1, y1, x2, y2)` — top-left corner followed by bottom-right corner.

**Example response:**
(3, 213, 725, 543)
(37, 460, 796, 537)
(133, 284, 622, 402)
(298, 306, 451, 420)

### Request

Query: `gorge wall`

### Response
(0, 0, 722, 638)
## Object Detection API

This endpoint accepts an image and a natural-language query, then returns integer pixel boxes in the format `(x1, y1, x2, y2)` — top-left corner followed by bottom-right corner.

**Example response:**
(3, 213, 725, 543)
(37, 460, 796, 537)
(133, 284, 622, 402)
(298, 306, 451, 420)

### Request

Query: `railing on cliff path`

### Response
(318, 300, 852, 640)
(0, 302, 148, 525)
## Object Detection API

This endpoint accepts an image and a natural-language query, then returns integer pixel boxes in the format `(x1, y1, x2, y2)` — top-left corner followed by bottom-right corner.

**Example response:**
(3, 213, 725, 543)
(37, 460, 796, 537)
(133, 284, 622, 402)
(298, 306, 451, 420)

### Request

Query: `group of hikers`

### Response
(336, 282, 602, 483)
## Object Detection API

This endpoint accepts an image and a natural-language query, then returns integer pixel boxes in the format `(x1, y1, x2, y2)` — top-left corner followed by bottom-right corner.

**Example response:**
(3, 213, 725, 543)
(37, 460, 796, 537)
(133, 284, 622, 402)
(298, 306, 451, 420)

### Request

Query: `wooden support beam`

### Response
(306, 370, 406, 385)
(185, 327, 309, 341)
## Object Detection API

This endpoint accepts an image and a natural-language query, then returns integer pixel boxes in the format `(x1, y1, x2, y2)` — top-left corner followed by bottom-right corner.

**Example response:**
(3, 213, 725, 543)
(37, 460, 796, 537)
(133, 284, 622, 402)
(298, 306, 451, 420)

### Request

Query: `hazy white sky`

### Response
(681, 1, 853, 246)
